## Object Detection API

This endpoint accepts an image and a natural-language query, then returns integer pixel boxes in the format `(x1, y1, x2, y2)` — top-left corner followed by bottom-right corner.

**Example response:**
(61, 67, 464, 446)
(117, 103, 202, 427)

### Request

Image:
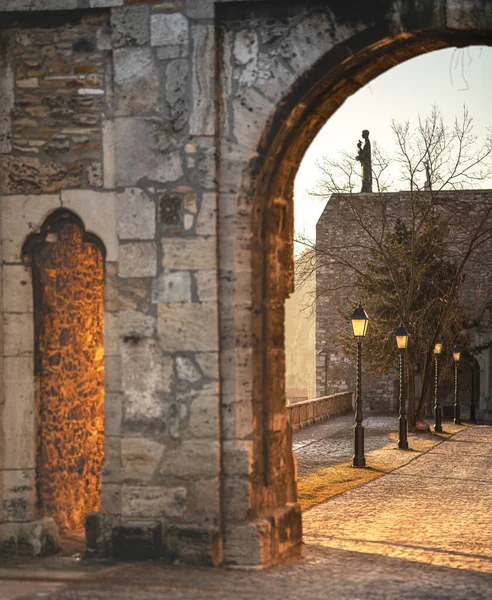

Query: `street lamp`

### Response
(395, 323, 409, 450)
(351, 303, 369, 467)
(453, 345, 462, 425)
(433, 342, 443, 433)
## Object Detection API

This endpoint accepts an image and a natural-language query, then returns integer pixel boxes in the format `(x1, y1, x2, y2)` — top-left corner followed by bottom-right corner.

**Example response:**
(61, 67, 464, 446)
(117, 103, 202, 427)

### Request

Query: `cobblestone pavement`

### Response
(293, 412, 397, 475)
(1, 425, 492, 600)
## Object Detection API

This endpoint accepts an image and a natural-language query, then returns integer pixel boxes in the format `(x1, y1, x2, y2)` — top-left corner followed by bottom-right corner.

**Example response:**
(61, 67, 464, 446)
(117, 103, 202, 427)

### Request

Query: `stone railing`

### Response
(286, 391, 353, 431)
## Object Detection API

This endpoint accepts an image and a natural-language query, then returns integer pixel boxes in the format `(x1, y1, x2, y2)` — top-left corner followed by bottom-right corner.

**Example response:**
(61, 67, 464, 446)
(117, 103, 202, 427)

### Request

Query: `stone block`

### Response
(0, 518, 59, 556)
(111, 5, 150, 48)
(157, 439, 219, 478)
(151, 270, 192, 304)
(104, 262, 119, 312)
(105, 392, 123, 436)
(118, 278, 149, 310)
(185, 0, 213, 18)
(102, 120, 116, 189)
(122, 485, 187, 518)
(193, 477, 219, 520)
(61, 190, 117, 262)
(104, 311, 120, 357)
(114, 47, 159, 116)
(105, 354, 122, 393)
(195, 352, 218, 379)
(151, 13, 189, 47)
(158, 303, 218, 352)
(166, 524, 221, 566)
(101, 436, 122, 484)
(185, 381, 219, 438)
(166, 58, 189, 131)
(119, 242, 157, 278)
(161, 236, 216, 270)
(112, 520, 161, 560)
(175, 355, 202, 383)
(85, 512, 116, 556)
(2, 357, 35, 470)
(157, 45, 188, 60)
(119, 309, 156, 338)
(0, 156, 82, 195)
(122, 338, 173, 395)
(196, 192, 217, 235)
(2, 469, 35, 522)
(223, 440, 254, 476)
(100, 483, 122, 515)
(3, 313, 34, 357)
(223, 477, 250, 522)
(1, 194, 61, 263)
(190, 24, 214, 135)
(2, 265, 33, 313)
(114, 118, 183, 186)
(121, 437, 164, 483)
(195, 269, 217, 302)
(116, 188, 156, 240)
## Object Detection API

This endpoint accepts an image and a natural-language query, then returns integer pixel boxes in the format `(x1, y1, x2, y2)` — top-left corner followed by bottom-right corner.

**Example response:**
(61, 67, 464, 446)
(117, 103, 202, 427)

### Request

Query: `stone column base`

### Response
(225, 502, 302, 568)
(0, 518, 59, 556)
(86, 513, 222, 565)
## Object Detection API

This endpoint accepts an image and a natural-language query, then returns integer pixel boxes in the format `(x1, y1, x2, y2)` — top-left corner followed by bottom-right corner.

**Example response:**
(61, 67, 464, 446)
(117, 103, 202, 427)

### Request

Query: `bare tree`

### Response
(298, 107, 492, 426)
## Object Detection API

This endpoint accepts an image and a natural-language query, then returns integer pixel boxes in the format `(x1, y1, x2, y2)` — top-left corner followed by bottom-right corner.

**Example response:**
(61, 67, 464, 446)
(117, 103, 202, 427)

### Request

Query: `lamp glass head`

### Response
(350, 303, 369, 338)
(453, 345, 462, 362)
(395, 323, 409, 350)
(434, 342, 443, 355)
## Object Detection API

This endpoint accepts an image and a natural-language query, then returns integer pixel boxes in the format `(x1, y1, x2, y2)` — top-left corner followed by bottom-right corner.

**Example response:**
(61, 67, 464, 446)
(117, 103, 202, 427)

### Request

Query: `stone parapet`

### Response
(286, 392, 353, 431)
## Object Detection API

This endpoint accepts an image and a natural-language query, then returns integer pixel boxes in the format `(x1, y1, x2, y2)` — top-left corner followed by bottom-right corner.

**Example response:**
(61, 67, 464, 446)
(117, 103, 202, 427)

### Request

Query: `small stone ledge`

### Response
(287, 392, 353, 431)
(0, 518, 59, 556)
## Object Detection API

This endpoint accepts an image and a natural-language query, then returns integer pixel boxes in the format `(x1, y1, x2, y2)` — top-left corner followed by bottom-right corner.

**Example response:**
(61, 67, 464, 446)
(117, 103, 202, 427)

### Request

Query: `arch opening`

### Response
(22, 210, 105, 535)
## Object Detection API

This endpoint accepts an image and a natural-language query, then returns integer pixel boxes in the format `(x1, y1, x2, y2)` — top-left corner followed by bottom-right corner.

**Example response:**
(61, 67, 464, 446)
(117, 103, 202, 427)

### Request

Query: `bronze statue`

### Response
(356, 129, 372, 193)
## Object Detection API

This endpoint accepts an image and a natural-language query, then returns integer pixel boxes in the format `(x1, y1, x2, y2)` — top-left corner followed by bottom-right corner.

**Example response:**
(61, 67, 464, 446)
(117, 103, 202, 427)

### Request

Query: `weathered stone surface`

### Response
(122, 486, 187, 518)
(162, 236, 216, 270)
(3, 313, 34, 358)
(112, 520, 161, 559)
(176, 355, 202, 383)
(158, 303, 218, 352)
(193, 477, 219, 520)
(104, 312, 120, 357)
(0, 155, 81, 195)
(195, 269, 217, 302)
(233, 30, 258, 66)
(2, 469, 35, 522)
(119, 242, 157, 278)
(114, 118, 183, 186)
(117, 188, 156, 240)
(2, 265, 33, 313)
(104, 391, 123, 437)
(151, 13, 189, 48)
(157, 439, 219, 478)
(196, 192, 216, 235)
(0, 518, 59, 556)
(119, 309, 156, 338)
(121, 437, 164, 483)
(104, 262, 119, 312)
(2, 195, 60, 263)
(184, 381, 219, 438)
(151, 270, 192, 304)
(114, 47, 159, 116)
(195, 352, 218, 379)
(61, 190, 118, 262)
(190, 24, 214, 135)
(2, 357, 35, 470)
(102, 120, 116, 189)
(185, 0, 213, 18)
(166, 58, 189, 131)
(111, 5, 150, 48)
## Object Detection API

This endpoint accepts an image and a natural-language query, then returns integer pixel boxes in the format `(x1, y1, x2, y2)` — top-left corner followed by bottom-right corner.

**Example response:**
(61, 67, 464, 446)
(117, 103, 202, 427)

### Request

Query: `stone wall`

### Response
(316, 192, 492, 414)
(0, 0, 491, 569)
(287, 392, 353, 431)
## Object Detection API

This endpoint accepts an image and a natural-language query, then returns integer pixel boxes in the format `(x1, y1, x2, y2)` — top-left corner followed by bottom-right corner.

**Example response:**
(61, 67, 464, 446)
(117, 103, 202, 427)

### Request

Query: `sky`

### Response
(293, 46, 492, 244)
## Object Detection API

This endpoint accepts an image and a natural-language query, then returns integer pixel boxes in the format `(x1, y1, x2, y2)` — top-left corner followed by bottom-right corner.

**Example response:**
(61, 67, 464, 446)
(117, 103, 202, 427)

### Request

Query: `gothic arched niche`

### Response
(22, 209, 105, 534)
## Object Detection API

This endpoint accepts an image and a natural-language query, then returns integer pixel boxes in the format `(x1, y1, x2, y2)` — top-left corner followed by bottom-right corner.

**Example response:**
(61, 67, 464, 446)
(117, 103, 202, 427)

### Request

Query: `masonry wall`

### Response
(316, 191, 492, 415)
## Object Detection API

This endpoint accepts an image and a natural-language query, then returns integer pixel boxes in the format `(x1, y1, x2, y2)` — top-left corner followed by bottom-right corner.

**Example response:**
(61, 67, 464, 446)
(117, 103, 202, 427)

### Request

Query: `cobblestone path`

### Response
(1, 425, 491, 600)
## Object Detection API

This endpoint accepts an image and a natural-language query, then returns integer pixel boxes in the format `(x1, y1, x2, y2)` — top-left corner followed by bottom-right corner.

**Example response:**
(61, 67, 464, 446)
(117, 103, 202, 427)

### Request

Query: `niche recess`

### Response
(23, 210, 105, 534)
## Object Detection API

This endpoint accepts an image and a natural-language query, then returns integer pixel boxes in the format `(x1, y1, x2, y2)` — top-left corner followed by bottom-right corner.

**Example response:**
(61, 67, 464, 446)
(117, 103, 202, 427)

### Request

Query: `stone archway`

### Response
(22, 210, 106, 536)
(218, 2, 492, 567)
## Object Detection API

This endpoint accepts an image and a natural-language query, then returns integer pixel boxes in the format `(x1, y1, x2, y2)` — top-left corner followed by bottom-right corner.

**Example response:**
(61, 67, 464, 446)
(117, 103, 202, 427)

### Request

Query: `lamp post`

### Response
(395, 323, 409, 450)
(433, 342, 443, 433)
(351, 303, 369, 468)
(453, 345, 462, 425)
